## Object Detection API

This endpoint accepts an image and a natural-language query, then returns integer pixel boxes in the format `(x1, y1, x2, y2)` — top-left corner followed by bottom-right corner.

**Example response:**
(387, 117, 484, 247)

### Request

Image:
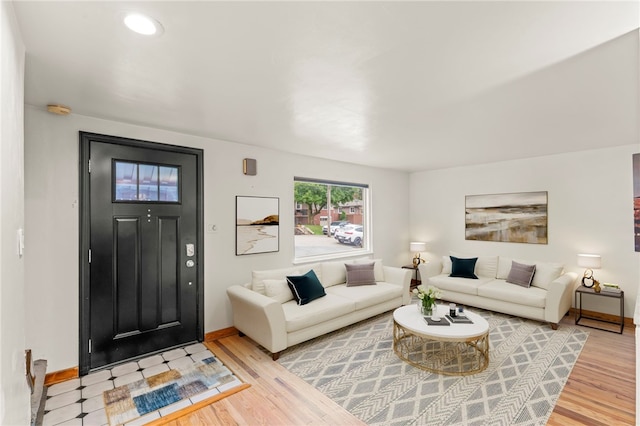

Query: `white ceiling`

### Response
(13, 1, 640, 172)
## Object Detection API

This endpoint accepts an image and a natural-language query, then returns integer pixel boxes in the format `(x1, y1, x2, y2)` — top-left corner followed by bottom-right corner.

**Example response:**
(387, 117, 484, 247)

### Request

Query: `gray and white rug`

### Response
(278, 307, 588, 426)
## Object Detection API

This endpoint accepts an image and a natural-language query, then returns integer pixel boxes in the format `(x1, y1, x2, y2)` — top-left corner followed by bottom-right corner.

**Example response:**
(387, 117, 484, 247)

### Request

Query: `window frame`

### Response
(293, 177, 371, 264)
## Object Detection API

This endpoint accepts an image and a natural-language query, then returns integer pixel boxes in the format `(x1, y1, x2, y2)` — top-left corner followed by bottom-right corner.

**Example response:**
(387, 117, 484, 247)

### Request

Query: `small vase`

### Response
(418, 299, 434, 316)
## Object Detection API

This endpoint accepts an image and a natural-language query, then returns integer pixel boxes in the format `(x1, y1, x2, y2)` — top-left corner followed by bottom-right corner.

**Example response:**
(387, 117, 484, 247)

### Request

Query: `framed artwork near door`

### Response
(236, 196, 279, 255)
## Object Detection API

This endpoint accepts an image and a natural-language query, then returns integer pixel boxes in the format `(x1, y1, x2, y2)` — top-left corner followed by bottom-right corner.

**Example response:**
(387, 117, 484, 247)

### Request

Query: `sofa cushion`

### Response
(252, 266, 303, 295)
(506, 261, 536, 288)
(448, 252, 498, 278)
(326, 282, 403, 310)
(429, 275, 493, 296)
(264, 279, 294, 304)
(478, 279, 547, 308)
(286, 270, 326, 305)
(450, 256, 478, 279)
(321, 260, 348, 288)
(353, 258, 385, 282)
(345, 262, 376, 286)
(282, 293, 355, 332)
(531, 263, 564, 290)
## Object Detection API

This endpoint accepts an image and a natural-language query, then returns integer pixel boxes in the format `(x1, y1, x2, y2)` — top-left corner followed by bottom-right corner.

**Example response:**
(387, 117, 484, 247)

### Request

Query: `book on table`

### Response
(445, 314, 473, 324)
(423, 316, 450, 326)
(602, 282, 621, 293)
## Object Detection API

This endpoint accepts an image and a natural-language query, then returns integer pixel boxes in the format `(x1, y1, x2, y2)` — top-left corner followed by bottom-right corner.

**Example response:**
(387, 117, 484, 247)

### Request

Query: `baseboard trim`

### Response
(569, 307, 634, 327)
(45, 367, 78, 386)
(205, 327, 238, 342)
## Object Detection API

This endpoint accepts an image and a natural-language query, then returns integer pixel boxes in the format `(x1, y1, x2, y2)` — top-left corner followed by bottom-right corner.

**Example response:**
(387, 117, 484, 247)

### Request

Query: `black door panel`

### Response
(79, 133, 203, 373)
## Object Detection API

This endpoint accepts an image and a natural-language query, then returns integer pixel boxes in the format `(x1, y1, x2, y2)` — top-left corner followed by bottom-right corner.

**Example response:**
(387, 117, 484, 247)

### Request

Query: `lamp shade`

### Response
(577, 254, 601, 269)
(410, 242, 427, 252)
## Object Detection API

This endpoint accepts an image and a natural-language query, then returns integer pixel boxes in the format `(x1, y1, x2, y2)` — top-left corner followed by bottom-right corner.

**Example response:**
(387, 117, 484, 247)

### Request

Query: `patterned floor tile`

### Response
(47, 378, 81, 397)
(81, 380, 114, 399)
(184, 342, 207, 354)
(110, 361, 139, 378)
(43, 403, 82, 426)
(45, 389, 81, 411)
(162, 348, 187, 361)
(114, 371, 144, 388)
(80, 369, 111, 387)
(137, 354, 164, 369)
(141, 363, 169, 378)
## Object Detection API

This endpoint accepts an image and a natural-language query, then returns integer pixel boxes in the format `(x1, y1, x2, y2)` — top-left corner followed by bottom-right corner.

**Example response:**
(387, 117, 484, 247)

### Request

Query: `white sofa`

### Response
(419, 254, 579, 329)
(226, 259, 412, 360)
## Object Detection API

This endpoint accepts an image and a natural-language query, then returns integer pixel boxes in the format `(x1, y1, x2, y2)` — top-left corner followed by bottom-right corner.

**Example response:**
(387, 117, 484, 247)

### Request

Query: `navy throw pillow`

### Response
(449, 256, 478, 279)
(286, 269, 326, 305)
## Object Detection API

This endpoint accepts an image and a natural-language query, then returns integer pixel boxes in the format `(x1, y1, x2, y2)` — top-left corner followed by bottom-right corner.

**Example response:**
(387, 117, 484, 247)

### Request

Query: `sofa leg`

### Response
(272, 351, 281, 361)
(550, 323, 558, 330)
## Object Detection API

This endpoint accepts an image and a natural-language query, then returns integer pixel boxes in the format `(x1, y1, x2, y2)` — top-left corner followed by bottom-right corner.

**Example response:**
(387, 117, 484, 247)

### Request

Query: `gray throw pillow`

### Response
(506, 261, 536, 288)
(345, 262, 376, 287)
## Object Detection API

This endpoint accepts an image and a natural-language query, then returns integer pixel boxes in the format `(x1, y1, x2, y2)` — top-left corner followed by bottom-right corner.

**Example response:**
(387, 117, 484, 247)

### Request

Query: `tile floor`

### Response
(42, 343, 242, 426)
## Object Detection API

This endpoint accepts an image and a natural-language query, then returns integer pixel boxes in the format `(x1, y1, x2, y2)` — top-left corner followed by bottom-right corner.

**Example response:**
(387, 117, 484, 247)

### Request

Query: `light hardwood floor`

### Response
(165, 314, 635, 425)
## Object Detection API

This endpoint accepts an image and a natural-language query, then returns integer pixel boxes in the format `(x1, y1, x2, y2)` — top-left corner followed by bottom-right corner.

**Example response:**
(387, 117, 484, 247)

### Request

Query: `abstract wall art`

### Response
(465, 191, 548, 244)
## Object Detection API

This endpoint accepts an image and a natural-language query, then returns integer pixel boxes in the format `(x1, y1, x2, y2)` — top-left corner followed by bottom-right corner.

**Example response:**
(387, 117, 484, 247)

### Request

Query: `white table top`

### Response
(393, 304, 489, 340)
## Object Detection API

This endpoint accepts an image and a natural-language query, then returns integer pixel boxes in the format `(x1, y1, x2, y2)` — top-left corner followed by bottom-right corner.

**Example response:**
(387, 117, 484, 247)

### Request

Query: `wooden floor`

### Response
(164, 314, 635, 426)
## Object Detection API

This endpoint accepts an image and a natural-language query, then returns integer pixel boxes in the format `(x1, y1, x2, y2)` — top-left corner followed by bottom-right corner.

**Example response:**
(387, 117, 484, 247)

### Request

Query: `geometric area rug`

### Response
(104, 348, 248, 425)
(278, 307, 588, 426)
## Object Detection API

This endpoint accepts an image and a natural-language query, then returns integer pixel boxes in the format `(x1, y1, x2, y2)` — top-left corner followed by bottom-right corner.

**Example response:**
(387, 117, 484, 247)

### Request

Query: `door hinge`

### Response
(88, 249, 92, 263)
(88, 159, 91, 173)
(88, 339, 92, 354)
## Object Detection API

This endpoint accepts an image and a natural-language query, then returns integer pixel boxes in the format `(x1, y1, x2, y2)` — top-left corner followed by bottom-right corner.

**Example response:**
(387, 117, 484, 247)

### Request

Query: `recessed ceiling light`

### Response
(124, 13, 163, 36)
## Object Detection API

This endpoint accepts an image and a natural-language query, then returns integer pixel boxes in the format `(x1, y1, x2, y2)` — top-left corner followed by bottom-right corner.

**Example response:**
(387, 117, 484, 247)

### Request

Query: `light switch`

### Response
(17, 228, 24, 258)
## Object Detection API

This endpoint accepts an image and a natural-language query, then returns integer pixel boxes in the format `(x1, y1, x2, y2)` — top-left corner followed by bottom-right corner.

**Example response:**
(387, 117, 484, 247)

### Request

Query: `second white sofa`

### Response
(419, 254, 578, 329)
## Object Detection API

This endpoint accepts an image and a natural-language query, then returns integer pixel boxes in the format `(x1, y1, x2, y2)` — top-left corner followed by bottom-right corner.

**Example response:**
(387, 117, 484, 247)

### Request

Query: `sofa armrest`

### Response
(226, 285, 288, 354)
(383, 266, 412, 305)
(544, 272, 579, 324)
(418, 260, 443, 280)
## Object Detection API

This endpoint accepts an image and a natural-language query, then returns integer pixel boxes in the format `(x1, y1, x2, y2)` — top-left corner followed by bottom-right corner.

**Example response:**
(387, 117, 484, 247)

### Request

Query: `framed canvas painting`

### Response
(465, 191, 548, 244)
(236, 196, 279, 255)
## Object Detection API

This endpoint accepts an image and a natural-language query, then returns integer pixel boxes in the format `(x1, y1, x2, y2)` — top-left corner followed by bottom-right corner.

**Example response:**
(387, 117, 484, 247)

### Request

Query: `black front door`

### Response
(79, 132, 203, 374)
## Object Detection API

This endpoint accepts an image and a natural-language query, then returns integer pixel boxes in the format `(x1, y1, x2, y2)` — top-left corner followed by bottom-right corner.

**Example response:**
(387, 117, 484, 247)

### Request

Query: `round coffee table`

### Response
(393, 304, 489, 376)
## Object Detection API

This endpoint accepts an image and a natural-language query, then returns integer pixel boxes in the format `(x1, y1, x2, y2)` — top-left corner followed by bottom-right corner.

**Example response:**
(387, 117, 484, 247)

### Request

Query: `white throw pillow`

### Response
(321, 261, 348, 287)
(263, 278, 294, 303)
(252, 266, 304, 294)
(442, 256, 452, 274)
(531, 263, 564, 290)
(497, 257, 513, 280)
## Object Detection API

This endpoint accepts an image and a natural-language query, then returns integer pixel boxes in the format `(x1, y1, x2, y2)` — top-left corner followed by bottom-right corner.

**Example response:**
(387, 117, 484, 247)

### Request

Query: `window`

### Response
(114, 161, 179, 202)
(294, 177, 369, 261)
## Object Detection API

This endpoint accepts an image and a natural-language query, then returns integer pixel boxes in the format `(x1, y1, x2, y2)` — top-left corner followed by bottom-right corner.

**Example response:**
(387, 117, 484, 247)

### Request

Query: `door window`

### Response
(114, 161, 179, 202)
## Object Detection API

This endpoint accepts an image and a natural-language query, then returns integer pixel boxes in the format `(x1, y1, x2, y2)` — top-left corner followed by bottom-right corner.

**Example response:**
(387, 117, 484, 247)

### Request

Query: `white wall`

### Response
(0, 1, 29, 423)
(410, 145, 640, 318)
(23, 106, 410, 372)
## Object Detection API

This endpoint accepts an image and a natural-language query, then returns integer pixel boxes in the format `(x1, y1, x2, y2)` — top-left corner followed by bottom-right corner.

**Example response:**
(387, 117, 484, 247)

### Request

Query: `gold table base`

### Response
(393, 320, 489, 376)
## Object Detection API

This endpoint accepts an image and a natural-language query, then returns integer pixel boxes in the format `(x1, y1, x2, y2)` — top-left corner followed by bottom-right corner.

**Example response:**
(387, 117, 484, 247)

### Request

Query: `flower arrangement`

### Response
(412, 284, 441, 315)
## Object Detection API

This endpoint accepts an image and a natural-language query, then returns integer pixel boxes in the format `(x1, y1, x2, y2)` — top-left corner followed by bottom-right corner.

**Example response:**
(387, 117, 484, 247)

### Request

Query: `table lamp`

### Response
(577, 253, 601, 292)
(410, 242, 427, 267)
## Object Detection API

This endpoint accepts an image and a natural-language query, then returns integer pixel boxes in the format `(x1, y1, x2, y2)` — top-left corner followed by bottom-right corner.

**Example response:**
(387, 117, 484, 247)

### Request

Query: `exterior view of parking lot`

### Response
(294, 234, 362, 258)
